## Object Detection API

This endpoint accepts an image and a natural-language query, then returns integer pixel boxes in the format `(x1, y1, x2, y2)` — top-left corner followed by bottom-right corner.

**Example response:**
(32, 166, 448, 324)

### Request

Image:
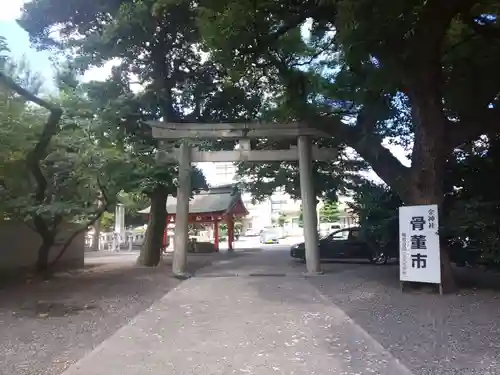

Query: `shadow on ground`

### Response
(198, 250, 500, 375)
(0, 251, 226, 375)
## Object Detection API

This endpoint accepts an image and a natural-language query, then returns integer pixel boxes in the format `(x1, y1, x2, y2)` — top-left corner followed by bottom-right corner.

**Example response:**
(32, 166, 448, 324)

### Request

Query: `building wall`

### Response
(241, 190, 303, 233)
(241, 193, 273, 231)
(213, 162, 237, 186)
(196, 161, 357, 233)
(0, 221, 85, 274)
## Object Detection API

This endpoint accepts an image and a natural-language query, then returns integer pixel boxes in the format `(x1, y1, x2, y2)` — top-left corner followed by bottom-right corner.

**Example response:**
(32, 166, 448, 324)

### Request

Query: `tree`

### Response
(82, 73, 209, 267)
(1, 42, 61, 274)
(236, 141, 368, 202)
(195, 0, 500, 290)
(277, 213, 287, 228)
(19, 0, 216, 267)
(0, 42, 130, 274)
(118, 191, 150, 227)
(134, 164, 207, 267)
(319, 201, 340, 224)
(443, 136, 500, 265)
(19, 0, 278, 268)
(348, 182, 402, 255)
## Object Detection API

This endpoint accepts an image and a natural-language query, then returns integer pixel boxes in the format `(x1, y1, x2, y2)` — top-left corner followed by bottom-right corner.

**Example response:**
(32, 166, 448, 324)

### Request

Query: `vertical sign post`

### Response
(399, 204, 441, 292)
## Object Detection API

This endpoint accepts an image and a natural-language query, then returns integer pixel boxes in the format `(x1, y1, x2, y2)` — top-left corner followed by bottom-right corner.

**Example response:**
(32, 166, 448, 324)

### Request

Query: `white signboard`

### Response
(399, 204, 441, 284)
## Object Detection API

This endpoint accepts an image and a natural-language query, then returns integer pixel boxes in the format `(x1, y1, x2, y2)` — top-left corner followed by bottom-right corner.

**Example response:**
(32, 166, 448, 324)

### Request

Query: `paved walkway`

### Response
(62, 249, 413, 375)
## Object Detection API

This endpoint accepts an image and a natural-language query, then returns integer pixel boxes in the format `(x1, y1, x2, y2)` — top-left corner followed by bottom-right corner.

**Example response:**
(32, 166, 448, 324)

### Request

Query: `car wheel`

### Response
(370, 252, 389, 265)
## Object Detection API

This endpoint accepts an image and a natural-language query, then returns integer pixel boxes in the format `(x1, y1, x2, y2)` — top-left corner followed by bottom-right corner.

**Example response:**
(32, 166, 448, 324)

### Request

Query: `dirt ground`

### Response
(1, 248, 499, 375)
(0, 251, 223, 375)
(310, 261, 500, 375)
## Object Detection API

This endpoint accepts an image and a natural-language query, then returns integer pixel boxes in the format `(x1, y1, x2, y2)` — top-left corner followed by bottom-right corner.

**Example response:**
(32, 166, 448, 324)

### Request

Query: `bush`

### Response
(349, 181, 402, 255)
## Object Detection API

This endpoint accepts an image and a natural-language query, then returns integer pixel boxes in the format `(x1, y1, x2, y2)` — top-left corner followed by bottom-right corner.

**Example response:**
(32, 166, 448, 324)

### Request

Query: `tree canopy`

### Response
(9, 0, 500, 287)
(0, 37, 136, 273)
(319, 201, 341, 224)
(195, 0, 500, 201)
(194, 0, 500, 288)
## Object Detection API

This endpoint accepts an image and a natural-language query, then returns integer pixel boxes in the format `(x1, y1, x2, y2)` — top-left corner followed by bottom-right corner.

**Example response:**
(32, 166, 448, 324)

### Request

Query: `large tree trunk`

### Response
(32, 214, 57, 275)
(408, 79, 457, 293)
(137, 186, 168, 267)
(90, 217, 101, 251)
(36, 238, 54, 274)
(90, 197, 104, 251)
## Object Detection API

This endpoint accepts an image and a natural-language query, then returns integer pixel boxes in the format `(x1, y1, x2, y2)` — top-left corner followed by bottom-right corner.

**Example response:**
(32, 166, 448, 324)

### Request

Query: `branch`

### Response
(448, 106, 500, 148)
(46, 206, 107, 272)
(0, 71, 63, 243)
(247, 2, 335, 59)
(50, 214, 63, 236)
(290, 38, 336, 68)
(406, 0, 477, 80)
(46, 175, 110, 272)
(96, 175, 110, 204)
(0, 71, 62, 198)
(0, 72, 60, 112)
(261, 28, 411, 200)
(268, 2, 336, 42)
(311, 112, 411, 201)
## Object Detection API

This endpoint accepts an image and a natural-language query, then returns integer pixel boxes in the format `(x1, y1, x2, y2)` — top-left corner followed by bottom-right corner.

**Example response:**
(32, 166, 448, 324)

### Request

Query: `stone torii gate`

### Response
(146, 121, 337, 277)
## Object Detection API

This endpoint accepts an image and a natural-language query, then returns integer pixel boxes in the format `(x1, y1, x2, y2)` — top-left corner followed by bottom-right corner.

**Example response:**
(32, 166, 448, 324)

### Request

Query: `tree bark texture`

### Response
(32, 213, 57, 275)
(90, 216, 101, 251)
(36, 238, 54, 275)
(137, 186, 168, 267)
(407, 78, 457, 293)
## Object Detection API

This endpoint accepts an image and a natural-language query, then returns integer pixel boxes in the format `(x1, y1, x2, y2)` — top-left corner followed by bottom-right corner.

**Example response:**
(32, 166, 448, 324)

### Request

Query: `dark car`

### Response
(290, 227, 391, 264)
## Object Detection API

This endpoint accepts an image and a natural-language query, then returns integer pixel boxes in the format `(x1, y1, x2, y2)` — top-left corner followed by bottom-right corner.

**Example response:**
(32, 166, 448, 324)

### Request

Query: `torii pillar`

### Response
(298, 136, 321, 274)
(172, 141, 191, 278)
(150, 122, 333, 276)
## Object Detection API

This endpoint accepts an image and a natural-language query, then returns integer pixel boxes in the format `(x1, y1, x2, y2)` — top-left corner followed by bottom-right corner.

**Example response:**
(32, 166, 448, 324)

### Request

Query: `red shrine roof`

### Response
(138, 184, 248, 216)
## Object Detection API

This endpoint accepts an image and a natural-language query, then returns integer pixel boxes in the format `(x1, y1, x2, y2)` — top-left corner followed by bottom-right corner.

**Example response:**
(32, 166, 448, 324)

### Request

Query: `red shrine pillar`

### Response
(227, 216, 234, 252)
(214, 220, 219, 252)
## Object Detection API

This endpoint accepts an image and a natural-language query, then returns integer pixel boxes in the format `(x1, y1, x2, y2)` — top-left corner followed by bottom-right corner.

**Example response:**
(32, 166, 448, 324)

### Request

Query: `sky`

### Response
(1, 0, 410, 187)
(0, 1, 52, 78)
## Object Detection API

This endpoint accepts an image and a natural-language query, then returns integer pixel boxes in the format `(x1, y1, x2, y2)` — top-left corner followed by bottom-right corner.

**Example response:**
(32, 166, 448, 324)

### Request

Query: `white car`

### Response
(260, 229, 281, 244)
(244, 229, 260, 237)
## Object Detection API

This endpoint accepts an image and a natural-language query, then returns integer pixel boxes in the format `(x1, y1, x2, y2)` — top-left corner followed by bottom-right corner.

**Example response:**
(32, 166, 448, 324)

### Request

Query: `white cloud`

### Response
(0, 0, 25, 21)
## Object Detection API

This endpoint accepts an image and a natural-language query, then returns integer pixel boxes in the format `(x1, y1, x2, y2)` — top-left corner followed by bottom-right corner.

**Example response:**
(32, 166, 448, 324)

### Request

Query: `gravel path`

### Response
(0, 251, 223, 375)
(3, 247, 499, 375)
(308, 261, 500, 375)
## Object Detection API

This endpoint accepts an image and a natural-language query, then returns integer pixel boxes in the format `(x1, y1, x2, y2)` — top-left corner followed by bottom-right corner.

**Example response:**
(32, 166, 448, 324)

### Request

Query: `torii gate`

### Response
(146, 121, 337, 277)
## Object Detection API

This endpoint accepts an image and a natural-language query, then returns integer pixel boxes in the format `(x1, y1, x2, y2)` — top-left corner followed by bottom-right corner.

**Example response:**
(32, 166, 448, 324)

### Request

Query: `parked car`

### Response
(260, 229, 281, 244)
(290, 227, 392, 264)
(245, 229, 260, 237)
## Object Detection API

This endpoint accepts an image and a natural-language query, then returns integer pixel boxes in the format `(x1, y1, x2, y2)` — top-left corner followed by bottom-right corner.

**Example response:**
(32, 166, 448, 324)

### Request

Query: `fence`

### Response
(85, 231, 146, 252)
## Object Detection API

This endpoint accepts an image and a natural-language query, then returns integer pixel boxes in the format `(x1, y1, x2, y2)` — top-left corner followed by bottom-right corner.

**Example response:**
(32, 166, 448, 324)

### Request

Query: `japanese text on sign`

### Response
(399, 204, 441, 284)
